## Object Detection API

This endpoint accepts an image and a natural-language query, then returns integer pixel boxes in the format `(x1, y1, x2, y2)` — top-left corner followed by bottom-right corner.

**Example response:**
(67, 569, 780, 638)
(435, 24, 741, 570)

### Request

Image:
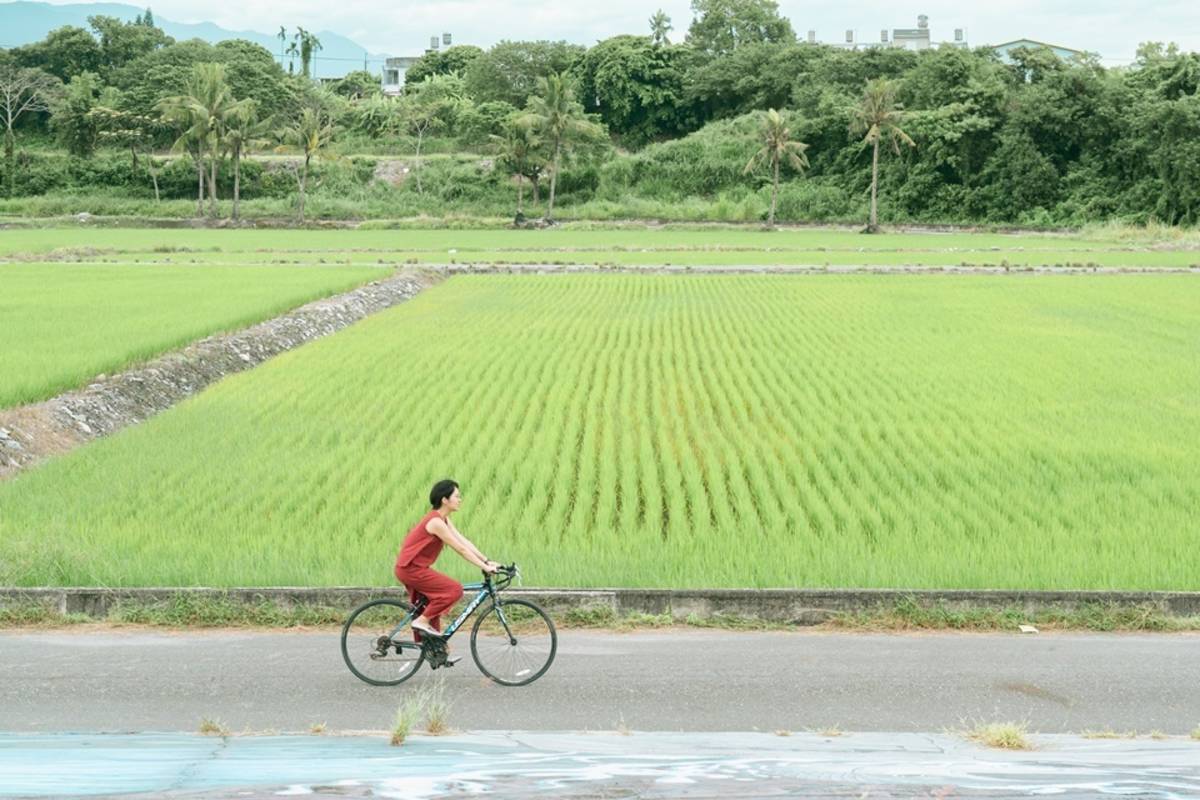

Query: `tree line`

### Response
(3, 0, 1200, 226)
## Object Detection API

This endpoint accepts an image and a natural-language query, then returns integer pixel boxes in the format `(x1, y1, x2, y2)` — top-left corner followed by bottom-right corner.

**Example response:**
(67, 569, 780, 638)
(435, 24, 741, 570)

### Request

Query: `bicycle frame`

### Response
(388, 576, 508, 644)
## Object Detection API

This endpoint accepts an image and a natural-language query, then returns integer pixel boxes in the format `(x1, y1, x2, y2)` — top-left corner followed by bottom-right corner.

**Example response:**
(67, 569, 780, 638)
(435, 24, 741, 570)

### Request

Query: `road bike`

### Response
(340, 563, 556, 687)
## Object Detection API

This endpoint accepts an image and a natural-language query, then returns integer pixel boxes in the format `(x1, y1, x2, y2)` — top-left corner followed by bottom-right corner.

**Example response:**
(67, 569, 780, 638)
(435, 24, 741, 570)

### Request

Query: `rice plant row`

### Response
(1, 273, 1197, 590)
(4, 228, 1199, 270)
(0, 262, 388, 409)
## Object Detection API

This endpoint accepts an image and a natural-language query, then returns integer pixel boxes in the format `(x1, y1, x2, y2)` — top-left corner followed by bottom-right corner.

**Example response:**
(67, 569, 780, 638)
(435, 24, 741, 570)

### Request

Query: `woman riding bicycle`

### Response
(395, 479, 501, 643)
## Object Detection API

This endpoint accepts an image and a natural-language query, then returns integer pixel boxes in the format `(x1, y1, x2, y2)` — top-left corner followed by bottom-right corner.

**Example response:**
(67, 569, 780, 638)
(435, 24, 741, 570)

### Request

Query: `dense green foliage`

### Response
(0, 261, 385, 408)
(3, 2, 1200, 226)
(1, 272, 1197, 589)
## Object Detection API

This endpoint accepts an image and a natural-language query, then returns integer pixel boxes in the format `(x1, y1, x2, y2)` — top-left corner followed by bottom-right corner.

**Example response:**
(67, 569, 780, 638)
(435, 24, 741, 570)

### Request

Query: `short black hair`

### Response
(429, 479, 459, 509)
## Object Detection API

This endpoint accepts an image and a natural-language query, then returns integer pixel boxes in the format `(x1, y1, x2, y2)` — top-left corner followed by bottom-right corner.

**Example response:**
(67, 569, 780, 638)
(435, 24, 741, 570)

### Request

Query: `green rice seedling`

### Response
(1, 273, 1198, 590)
(0, 262, 386, 408)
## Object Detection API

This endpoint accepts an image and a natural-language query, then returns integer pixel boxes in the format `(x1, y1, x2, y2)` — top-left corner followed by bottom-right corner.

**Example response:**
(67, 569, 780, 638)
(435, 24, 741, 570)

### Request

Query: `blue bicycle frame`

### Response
(391, 575, 512, 644)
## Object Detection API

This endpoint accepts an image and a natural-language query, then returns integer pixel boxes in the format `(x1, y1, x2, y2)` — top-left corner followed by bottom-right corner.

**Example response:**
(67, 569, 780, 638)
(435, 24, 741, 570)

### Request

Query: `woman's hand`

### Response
(481, 561, 501, 574)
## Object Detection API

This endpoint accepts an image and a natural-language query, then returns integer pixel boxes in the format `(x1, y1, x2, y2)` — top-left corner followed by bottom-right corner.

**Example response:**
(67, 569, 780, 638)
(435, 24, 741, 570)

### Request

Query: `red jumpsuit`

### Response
(394, 509, 464, 639)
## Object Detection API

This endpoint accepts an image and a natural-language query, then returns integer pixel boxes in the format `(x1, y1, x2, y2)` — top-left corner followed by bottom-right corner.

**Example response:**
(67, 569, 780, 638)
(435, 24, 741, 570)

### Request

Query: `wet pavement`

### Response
(2, 731, 1198, 799)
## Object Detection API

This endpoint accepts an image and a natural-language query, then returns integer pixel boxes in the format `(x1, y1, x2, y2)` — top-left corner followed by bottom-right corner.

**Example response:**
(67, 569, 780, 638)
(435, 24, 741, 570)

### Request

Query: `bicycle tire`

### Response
(470, 599, 557, 686)
(341, 598, 425, 686)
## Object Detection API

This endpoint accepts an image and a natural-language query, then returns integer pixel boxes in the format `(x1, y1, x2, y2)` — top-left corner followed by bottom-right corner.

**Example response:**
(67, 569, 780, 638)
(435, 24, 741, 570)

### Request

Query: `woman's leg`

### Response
(398, 567, 463, 637)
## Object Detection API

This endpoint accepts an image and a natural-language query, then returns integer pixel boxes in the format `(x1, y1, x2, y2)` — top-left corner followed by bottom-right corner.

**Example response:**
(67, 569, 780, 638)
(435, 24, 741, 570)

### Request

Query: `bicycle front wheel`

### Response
(470, 599, 557, 686)
(341, 599, 424, 686)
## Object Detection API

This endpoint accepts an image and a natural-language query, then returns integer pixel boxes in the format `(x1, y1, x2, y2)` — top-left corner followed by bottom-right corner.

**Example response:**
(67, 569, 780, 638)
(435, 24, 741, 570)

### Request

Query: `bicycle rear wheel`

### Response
(341, 599, 424, 686)
(470, 599, 556, 686)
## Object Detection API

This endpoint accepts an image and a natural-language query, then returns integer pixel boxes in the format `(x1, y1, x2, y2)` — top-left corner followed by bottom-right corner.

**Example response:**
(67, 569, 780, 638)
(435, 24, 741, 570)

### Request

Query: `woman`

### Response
(395, 479, 500, 644)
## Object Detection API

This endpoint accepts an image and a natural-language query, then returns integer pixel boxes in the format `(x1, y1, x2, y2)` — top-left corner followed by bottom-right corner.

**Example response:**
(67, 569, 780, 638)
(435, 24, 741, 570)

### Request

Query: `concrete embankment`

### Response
(3, 586, 1198, 623)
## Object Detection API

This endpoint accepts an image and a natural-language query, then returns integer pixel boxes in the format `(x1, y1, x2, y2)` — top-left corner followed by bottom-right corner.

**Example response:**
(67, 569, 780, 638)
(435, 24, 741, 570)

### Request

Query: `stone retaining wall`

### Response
(3, 587, 1198, 624)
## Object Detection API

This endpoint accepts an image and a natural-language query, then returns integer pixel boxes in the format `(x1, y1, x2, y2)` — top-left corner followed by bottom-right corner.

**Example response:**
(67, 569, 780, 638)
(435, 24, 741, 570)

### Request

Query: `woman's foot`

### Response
(411, 619, 443, 638)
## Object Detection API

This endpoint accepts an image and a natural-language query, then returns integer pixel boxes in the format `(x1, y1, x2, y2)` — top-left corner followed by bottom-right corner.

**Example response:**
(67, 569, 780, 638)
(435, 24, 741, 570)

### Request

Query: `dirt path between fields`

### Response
(0, 269, 439, 481)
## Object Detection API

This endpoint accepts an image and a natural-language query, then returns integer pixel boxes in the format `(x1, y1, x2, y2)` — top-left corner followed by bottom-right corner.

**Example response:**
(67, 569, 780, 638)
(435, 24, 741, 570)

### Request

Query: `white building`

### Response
(808, 15, 967, 51)
(381, 57, 420, 96)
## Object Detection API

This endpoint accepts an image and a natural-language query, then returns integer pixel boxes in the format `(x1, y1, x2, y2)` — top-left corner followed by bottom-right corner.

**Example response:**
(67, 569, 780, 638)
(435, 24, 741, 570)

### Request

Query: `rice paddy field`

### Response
(0, 262, 387, 408)
(2, 225, 1199, 269)
(1, 271, 1197, 590)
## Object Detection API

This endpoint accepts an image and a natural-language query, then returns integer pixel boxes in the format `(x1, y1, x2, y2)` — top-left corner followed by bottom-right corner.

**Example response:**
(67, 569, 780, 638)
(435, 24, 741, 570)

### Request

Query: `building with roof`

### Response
(992, 39, 1086, 63)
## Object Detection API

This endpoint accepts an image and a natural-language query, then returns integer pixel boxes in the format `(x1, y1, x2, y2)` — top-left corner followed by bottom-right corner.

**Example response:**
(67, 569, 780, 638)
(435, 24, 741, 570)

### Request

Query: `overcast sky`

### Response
(47, 0, 1200, 62)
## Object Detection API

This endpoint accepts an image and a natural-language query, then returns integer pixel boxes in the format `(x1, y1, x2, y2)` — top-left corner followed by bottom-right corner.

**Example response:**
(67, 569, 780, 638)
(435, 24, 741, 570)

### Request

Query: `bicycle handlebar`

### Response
(483, 562, 519, 588)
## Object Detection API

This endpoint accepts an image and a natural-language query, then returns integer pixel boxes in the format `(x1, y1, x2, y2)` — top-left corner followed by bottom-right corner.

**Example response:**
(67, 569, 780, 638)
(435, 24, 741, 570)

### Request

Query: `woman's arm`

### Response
(428, 517, 496, 571)
(447, 519, 490, 564)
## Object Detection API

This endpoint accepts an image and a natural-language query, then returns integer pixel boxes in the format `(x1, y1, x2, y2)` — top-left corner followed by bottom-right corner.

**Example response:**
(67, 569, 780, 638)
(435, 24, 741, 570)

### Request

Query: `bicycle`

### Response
(340, 563, 556, 687)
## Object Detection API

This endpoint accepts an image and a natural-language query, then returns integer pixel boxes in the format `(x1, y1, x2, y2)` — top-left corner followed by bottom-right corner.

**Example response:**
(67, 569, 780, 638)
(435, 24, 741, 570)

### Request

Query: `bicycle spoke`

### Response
(341, 600, 424, 686)
(470, 600, 556, 686)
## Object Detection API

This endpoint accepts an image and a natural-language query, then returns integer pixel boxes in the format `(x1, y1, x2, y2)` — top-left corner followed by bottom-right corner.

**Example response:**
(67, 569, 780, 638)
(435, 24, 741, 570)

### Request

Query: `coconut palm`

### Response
(743, 108, 809, 228)
(849, 78, 914, 233)
(293, 28, 323, 80)
(522, 73, 598, 222)
(277, 106, 335, 222)
(650, 10, 673, 45)
(491, 117, 544, 222)
(223, 99, 272, 221)
(158, 62, 235, 217)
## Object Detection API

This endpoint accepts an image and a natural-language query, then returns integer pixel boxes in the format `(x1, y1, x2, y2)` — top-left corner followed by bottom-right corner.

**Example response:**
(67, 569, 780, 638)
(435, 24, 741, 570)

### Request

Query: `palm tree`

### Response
(491, 117, 544, 222)
(285, 40, 299, 74)
(158, 63, 234, 217)
(277, 106, 335, 222)
(223, 99, 271, 221)
(649, 10, 673, 45)
(743, 108, 809, 228)
(522, 73, 597, 222)
(276, 25, 287, 63)
(293, 28, 323, 80)
(849, 78, 914, 233)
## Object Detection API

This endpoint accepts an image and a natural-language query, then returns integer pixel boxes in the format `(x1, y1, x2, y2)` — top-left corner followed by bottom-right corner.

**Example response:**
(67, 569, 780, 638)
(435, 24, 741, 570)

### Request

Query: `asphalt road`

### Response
(0, 628, 1196, 734)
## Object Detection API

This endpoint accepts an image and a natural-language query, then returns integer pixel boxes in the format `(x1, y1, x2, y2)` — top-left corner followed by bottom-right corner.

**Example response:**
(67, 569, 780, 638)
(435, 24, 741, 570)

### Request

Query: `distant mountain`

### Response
(0, 1, 391, 78)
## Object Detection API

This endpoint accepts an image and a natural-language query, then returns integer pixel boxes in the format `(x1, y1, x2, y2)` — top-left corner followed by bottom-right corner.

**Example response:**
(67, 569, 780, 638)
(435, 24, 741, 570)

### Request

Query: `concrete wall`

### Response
(3, 587, 1199, 623)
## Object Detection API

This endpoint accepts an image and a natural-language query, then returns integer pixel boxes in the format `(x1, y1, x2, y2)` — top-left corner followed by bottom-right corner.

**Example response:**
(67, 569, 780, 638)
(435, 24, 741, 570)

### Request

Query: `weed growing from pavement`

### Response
(1082, 729, 1136, 739)
(198, 718, 230, 737)
(965, 722, 1032, 750)
(423, 676, 452, 736)
(390, 695, 425, 747)
(309, 722, 327, 735)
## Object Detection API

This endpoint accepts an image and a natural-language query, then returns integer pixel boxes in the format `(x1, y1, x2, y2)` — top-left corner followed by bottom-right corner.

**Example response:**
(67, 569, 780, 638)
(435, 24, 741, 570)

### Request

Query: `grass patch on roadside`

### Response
(828, 599, 1200, 632)
(4, 596, 1198, 632)
(965, 721, 1033, 750)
